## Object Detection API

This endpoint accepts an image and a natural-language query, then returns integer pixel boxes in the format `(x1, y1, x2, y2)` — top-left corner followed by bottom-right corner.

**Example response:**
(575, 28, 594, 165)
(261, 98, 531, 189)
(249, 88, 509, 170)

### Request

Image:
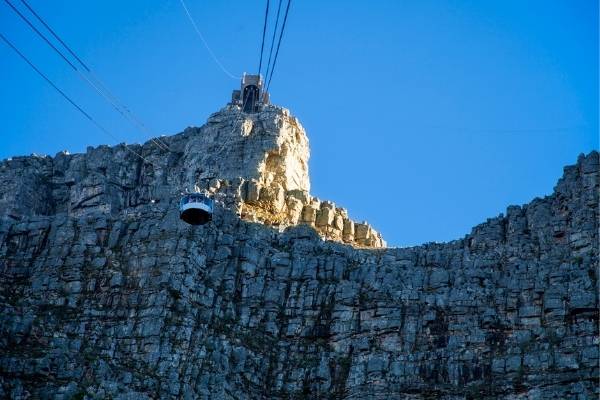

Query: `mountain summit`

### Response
(0, 104, 385, 248)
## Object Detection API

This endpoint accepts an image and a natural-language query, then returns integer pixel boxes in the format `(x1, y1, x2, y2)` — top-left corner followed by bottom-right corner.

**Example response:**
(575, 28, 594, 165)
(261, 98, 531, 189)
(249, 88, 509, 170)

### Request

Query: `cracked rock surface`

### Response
(0, 104, 597, 399)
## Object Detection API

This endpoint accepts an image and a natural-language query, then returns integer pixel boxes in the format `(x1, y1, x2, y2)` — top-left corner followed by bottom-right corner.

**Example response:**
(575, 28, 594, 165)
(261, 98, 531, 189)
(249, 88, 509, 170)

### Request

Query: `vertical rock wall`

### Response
(0, 104, 597, 399)
(183, 105, 309, 193)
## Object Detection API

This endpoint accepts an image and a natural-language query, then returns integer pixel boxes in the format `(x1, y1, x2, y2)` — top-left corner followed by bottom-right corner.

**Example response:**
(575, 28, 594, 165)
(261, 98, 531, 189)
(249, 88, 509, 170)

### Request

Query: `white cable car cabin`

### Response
(179, 193, 214, 225)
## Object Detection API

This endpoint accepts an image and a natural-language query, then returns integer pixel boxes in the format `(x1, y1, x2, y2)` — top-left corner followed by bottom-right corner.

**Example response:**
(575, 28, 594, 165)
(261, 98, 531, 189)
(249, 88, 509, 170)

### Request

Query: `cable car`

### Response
(179, 193, 214, 225)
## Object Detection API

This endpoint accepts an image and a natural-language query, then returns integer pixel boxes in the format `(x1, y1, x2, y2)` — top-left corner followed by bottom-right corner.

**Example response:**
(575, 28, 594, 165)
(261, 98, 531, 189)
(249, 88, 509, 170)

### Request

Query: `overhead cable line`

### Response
(9, 0, 170, 151)
(20, 0, 170, 151)
(179, 0, 240, 80)
(19, 0, 89, 71)
(0, 32, 158, 167)
(257, 0, 269, 75)
(266, 0, 291, 92)
(4, 0, 77, 69)
(264, 0, 283, 84)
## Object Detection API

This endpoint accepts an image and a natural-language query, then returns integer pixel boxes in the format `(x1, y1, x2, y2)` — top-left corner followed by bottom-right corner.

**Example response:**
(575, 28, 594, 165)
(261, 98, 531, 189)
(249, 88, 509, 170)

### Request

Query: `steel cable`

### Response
(266, 0, 291, 92)
(0, 32, 159, 168)
(258, 0, 270, 75)
(7, 0, 170, 151)
(179, 0, 240, 80)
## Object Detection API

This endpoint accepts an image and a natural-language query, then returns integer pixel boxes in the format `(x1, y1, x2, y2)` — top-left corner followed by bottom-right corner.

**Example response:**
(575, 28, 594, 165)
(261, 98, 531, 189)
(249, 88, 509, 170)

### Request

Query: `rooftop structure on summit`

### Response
(231, 73, 270, 113)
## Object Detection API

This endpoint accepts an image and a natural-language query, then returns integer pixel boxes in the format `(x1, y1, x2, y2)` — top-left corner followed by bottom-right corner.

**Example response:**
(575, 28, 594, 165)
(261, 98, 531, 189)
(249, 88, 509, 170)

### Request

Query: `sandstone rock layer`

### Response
(0, 105, 597, 399)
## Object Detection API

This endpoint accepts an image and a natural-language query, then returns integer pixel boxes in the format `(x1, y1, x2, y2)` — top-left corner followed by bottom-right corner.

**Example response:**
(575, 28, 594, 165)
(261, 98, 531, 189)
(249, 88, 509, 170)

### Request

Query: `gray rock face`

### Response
(184, 105, 310, 193)
(0, 105, 384, 249)
(0, 104, 597, 399)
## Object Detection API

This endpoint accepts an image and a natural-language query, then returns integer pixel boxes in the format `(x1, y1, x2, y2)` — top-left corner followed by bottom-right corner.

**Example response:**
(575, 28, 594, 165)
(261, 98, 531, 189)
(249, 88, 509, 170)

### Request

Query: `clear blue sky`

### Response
(0, 0, 597, 246)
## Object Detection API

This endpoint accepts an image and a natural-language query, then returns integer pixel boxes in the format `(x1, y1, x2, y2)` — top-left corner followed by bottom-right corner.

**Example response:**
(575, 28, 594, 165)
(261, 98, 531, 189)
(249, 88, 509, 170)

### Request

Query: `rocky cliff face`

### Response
(0, 105, 383, 249)
(0, 104, 597, 399)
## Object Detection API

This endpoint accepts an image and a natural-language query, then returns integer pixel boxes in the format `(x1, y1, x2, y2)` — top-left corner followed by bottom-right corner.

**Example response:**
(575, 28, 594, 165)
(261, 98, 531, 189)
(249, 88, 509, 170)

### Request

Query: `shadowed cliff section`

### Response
(0, 104, 597, 398)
